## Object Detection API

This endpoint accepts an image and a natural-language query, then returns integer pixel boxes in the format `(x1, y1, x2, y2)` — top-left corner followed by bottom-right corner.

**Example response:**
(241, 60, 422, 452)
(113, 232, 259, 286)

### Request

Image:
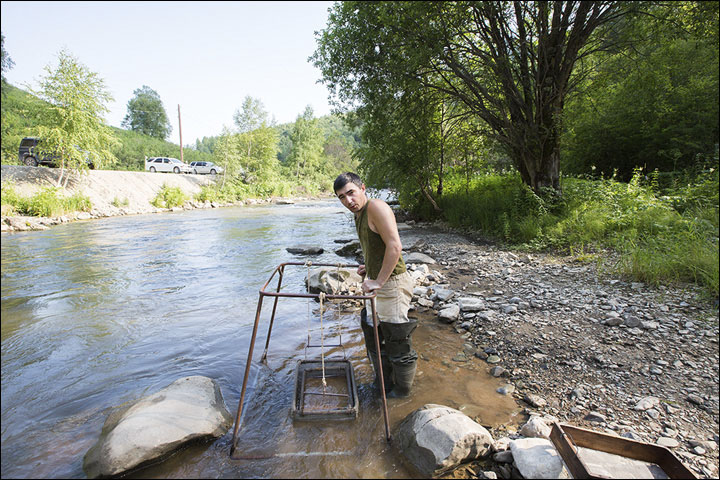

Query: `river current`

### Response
(1, 200, 519, 478)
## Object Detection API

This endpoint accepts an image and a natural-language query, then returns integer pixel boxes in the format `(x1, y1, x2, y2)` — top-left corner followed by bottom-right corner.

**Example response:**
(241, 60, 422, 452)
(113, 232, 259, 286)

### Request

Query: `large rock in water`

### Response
(306, 267, 363, 295)
(394, 404, 494, 477)
(83, 376, 233, 478)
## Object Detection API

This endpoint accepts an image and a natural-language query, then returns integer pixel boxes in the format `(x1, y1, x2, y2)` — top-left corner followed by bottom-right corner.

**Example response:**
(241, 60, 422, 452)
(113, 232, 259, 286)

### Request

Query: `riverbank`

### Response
(399, 223, 719, 479)
(0, 165, 332, 232)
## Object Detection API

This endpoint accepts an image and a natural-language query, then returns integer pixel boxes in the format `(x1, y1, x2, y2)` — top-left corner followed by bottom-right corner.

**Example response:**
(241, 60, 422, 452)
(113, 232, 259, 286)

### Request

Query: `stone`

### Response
(490, 366, 506, 377)
(497, 384, 515, 395)
(486, 355, 501, 364)
(457, 297, 485, 312)
(394, 404, 493, 477)
(584, 411, 607, 423)
(438, 304, 460, 323)
(519, 416, 551, 439)
(510, 438, 571, 479)
(656, 437, 679, 448)
(286, 245, 323, 255)
(83, 376, 232, 478)
(334, 241, 361, 257)
(524, 393, 547, 408)
(432, 287, 456, 302)
(404, 252, 437, 264)
(493, 450, 513, 463)
(306, 267, 362, 295)
(633, 396, 660, 411)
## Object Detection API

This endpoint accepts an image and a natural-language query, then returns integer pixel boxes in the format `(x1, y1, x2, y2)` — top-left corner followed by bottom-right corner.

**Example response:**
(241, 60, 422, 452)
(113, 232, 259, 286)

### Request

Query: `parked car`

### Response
(18, 137, 95, 169)
(145, 157, 192, 174)
(189, 161, 224, 175)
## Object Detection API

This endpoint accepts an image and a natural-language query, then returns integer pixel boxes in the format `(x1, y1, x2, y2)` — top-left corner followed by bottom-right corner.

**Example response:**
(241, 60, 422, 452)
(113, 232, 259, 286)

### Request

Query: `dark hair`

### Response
(334, 172, 363, 193)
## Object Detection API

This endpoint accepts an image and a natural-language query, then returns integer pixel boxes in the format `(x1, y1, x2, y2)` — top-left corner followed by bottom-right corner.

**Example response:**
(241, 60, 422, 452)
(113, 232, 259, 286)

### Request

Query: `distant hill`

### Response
(0, 83, 213, 170)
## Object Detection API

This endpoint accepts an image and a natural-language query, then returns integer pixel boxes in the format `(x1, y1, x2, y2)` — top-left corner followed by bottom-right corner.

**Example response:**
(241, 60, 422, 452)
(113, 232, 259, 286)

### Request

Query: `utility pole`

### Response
(178, 104, 184, 164)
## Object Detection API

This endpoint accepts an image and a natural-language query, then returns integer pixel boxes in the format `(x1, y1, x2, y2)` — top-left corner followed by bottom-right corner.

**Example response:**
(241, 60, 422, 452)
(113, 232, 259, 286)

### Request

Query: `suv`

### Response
(145, 157, 192, 174)
(18, 137, 95, 169)
(189, 161, 224, 175)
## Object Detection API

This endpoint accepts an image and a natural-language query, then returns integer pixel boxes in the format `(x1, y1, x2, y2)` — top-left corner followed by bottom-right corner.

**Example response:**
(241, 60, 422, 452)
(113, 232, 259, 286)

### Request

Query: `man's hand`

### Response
(357, 264, 366, 276)
(362, 278, 382, 293)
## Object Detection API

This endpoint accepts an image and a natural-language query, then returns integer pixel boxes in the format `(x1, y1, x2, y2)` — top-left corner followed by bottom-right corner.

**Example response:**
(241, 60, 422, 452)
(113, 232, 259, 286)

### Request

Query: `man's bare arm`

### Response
(362, 199, 402, 291)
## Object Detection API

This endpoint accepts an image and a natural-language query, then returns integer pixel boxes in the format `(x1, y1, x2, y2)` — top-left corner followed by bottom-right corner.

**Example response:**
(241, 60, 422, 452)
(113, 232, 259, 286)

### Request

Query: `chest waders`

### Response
(355, 202, 417, 398)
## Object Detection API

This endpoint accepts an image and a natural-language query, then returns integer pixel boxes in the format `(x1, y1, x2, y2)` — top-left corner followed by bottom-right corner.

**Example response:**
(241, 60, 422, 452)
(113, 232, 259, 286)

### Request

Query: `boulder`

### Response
(334, 240, 361, 258)
(286, 245, 324, 255)
(519, 415, 552, 439)
(83, 376, 233, 478)
(306, 267, 363, 295)
(510, 438, 571, 479)
(394, 404, 493, 477)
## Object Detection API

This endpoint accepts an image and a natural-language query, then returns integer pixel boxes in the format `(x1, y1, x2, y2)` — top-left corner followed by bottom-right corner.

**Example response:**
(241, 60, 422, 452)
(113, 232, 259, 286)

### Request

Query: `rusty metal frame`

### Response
(549, 422, 696, 479)
(230, 262, 391, 456)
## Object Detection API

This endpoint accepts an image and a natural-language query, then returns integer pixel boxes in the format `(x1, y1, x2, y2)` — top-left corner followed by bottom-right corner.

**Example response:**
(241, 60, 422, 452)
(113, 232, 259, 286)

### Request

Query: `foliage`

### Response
(121, 85, 172, 139)
(437, 168, 719, 296)
(312, 1, 634, 192)
(109, 127, 213, 171)
(1, 31, 14, 92)
(1, 181, 92, 217)
(150, 184, 188, 209)
(561, 2, 719, 180)
(286, 106, 326, 180)
(28, 49, 119, 185)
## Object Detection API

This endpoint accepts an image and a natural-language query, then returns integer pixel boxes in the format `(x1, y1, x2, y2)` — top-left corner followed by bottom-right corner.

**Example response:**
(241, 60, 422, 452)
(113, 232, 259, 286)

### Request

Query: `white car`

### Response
(145, 157, 192, 174)
(189, 161, 224, 175)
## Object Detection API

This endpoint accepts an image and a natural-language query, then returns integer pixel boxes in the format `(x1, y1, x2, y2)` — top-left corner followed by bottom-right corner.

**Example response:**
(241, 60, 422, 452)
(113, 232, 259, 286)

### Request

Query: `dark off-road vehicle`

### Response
(18, 137, 95, 169)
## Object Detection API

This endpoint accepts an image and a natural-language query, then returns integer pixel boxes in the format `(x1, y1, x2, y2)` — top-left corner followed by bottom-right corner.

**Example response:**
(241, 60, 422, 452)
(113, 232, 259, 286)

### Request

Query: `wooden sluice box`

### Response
(550, 423, 697, 479)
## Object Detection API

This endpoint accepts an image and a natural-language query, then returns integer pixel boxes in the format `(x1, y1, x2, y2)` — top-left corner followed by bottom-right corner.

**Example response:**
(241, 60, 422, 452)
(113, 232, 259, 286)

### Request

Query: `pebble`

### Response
(656, 437, 680, 448)
(486, 355, 501, 364)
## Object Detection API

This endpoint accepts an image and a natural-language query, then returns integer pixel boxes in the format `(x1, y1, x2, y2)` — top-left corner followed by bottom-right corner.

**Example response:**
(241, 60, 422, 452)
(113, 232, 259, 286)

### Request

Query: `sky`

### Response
(1, 1, 336, 146)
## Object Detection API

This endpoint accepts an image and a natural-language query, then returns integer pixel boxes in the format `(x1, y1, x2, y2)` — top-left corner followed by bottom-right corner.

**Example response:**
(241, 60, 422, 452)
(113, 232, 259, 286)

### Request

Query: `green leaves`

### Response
(122, 85, 172, 140)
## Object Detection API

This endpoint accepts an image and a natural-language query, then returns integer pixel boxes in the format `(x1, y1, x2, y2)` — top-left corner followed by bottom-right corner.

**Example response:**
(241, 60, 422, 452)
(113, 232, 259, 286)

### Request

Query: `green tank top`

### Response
(354, 200, 406, 280)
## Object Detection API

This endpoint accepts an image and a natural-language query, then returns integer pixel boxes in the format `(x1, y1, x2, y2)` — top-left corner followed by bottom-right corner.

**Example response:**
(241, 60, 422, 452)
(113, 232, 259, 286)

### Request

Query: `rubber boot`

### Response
(387, 361, 416, 398)
(379, 320, 419, 399)
(360, 308, 393, 392)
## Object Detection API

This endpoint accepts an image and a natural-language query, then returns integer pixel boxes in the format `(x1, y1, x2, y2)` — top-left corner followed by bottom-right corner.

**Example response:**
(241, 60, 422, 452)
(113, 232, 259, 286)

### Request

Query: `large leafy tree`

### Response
(312, 1, 631, 193)
(31, 49, 118, 186)
(122, 85, 172, 139)
(562, 2, 719, 180)
(231, 96, 279, 182)
(287, 106, 325, 180)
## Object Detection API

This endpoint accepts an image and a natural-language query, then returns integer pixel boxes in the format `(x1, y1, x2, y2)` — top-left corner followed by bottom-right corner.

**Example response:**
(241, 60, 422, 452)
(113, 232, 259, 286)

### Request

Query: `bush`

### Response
(151, 184, 188, 209)
(434, 168, 718, 296)
(1, 182, 92, 217)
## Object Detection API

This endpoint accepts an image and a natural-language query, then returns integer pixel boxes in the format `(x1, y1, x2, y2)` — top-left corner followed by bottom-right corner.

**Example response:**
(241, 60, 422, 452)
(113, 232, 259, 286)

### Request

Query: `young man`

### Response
(334, 172, 417, 398)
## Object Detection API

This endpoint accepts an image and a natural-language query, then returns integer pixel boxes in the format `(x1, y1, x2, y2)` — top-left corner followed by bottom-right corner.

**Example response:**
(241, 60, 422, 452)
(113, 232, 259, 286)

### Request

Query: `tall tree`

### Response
(31, 49, 118, 186)
(122, 85, 172, 139)
(1, 32, 14, 93)
(231, 96, 279, 181)
(287, 106, 325, 180)
(312, 1, 632, 192)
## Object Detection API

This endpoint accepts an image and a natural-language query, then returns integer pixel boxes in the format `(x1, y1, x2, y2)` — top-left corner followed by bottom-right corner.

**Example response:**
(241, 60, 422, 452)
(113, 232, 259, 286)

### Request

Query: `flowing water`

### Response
(1, 200, 521, 479)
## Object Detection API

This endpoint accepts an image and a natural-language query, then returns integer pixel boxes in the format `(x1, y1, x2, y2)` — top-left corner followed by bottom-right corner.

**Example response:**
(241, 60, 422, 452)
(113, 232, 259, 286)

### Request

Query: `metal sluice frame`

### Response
(229, 262, 391, 456)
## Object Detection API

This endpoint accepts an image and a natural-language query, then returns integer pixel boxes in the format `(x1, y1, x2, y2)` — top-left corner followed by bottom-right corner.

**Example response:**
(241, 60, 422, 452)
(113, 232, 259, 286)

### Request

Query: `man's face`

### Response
(336, 182, 367, 213)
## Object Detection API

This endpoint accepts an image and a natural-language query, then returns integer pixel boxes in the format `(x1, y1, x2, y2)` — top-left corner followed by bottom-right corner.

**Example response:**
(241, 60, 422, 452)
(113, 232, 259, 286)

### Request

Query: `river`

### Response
(1, 199, 520, 479)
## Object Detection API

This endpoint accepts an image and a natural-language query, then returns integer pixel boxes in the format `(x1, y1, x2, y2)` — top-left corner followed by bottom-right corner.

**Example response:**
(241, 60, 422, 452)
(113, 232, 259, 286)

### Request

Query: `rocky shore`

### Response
(397, 221, 719, 479)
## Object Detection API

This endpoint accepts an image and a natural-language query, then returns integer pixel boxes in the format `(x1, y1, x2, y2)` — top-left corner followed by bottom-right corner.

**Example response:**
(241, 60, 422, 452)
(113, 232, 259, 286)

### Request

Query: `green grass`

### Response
(1, 181, 93, 217)
(433, 167, 719, 297)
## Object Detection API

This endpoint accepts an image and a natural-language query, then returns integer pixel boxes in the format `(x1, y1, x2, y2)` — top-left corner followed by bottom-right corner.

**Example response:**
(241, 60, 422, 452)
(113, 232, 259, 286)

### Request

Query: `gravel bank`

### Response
(399, 222, 719, 479)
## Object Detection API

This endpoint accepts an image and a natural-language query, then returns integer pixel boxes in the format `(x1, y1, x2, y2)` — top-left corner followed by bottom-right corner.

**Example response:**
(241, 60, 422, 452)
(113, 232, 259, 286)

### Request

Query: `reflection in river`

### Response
(1, 201, 520, 479)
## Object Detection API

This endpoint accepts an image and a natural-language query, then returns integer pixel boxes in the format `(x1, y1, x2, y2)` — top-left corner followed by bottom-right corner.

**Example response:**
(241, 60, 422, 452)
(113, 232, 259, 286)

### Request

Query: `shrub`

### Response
(151, 184, 187, 209)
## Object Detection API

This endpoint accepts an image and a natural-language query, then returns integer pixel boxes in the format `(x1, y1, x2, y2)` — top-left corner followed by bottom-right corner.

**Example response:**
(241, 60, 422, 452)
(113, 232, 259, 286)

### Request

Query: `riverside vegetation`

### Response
(1, 2, 718, 298)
